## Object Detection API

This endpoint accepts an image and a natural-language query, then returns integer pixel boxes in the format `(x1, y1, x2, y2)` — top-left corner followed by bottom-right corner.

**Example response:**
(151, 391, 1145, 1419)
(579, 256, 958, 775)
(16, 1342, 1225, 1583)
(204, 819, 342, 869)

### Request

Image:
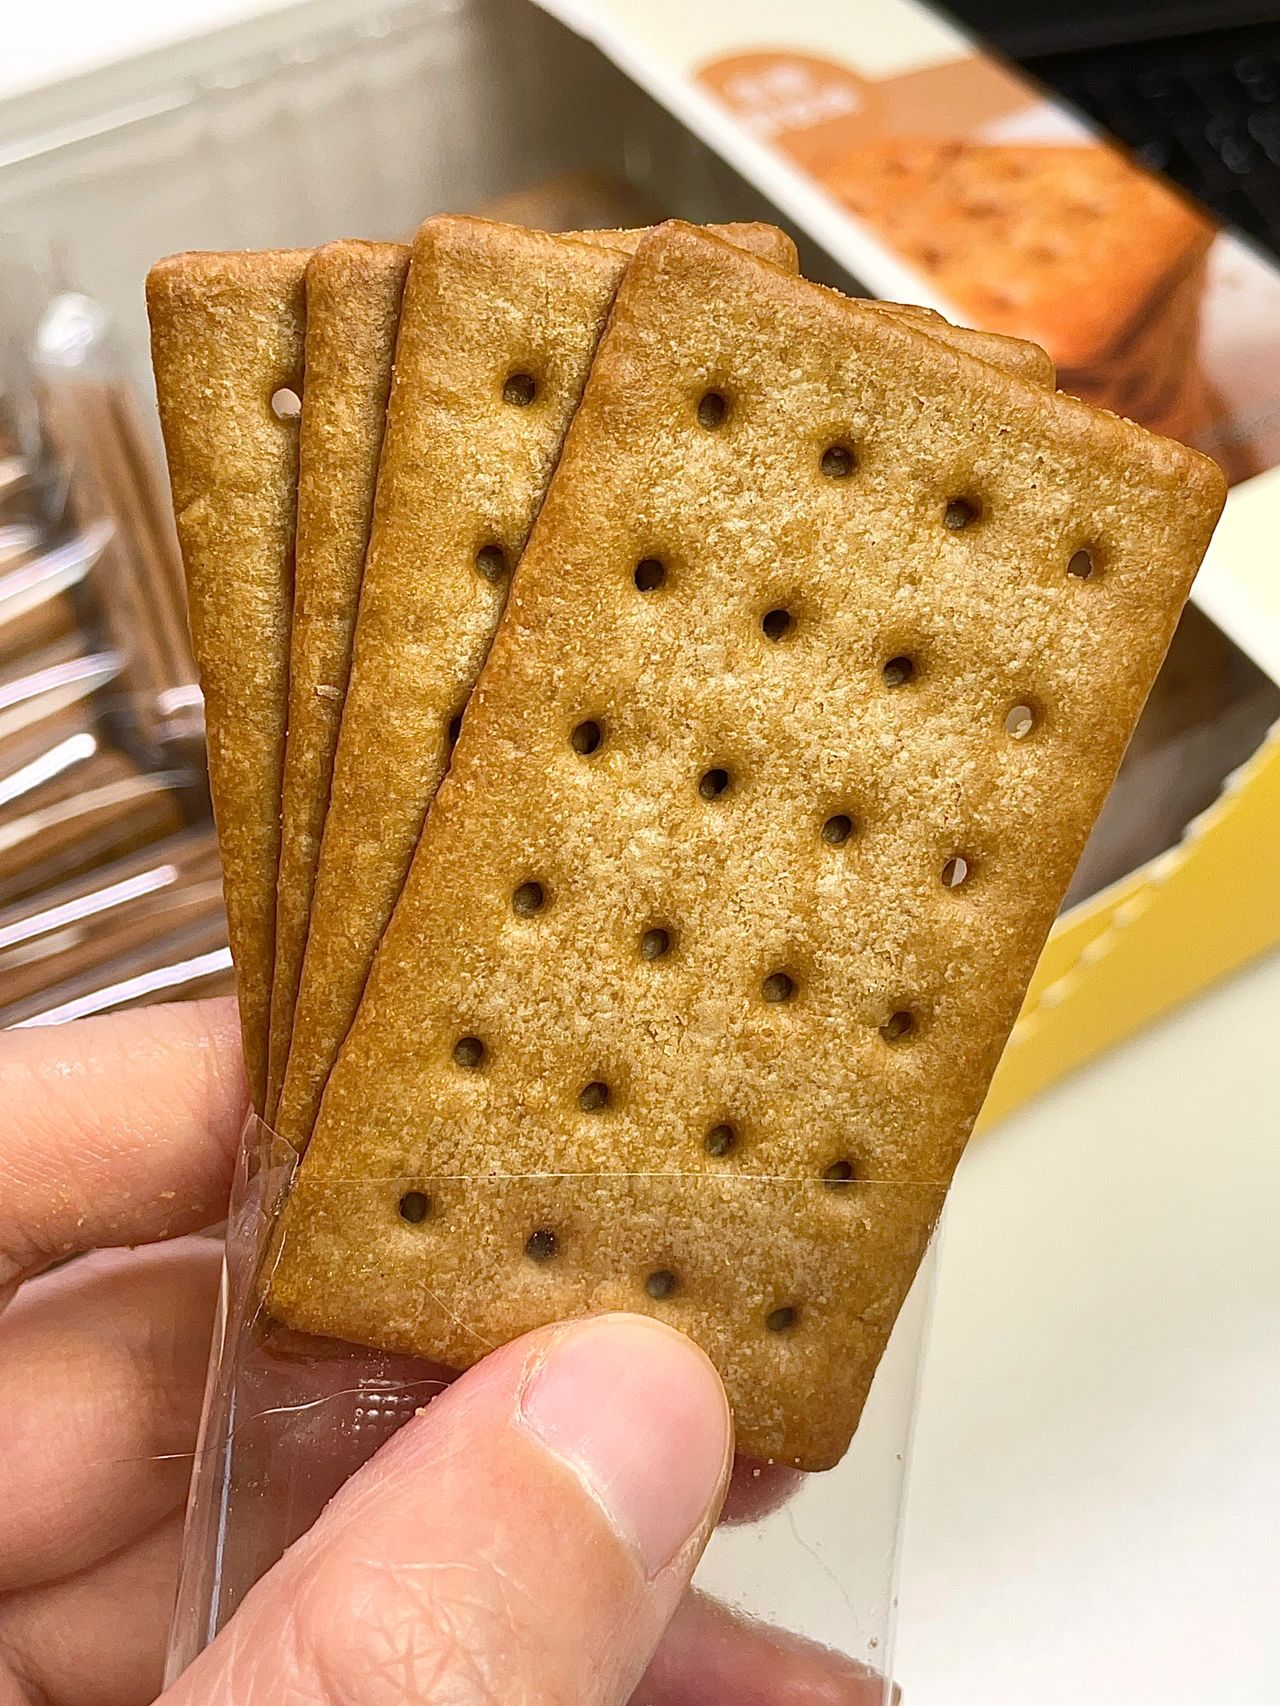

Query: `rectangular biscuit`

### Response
(272, 218, 799, 1143)
(267, 222, 801, 1119)
(265, 222, 1223, 1467)
(147, 251, 307, 1107)
(266, 241, 411, 1118)
(273, 217, 1052, 1147)
(869, 300, 1053, 388)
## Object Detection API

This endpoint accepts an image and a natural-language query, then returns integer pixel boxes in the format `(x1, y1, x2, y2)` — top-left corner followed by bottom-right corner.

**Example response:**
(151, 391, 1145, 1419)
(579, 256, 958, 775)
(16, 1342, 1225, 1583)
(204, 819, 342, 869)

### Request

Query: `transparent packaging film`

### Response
(167, 1112, 940, 1701)
(0, 246, 223, 1021)
(32, 286, 203, 759)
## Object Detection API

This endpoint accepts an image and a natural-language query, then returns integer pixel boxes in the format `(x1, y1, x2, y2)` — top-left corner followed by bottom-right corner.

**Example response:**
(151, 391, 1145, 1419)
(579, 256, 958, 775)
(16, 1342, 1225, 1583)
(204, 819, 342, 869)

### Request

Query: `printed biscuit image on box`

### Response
(698, 44, 1254, 474)
(825, 141, 1216, 444)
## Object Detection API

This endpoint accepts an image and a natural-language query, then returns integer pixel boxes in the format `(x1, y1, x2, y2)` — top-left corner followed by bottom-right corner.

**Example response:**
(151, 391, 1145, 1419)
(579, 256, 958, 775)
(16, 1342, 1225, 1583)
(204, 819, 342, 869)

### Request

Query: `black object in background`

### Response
(948, 1, 1280, 255)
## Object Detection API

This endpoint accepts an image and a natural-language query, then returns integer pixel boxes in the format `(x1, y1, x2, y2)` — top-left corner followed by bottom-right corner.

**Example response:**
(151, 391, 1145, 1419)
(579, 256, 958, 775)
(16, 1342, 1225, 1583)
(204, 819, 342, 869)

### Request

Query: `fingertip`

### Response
(0, 997, 249, 1282)
(517, 1312, 733, 1578)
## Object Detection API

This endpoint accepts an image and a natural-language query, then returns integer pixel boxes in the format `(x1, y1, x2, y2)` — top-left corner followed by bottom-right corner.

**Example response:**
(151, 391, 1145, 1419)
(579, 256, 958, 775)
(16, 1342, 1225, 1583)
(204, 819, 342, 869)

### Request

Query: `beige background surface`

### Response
(898, 948, 1280, 1703)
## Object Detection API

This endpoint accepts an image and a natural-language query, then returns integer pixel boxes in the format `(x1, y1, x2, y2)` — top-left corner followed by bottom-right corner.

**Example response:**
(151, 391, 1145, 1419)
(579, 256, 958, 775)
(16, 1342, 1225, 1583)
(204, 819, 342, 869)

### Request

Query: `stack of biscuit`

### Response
(149, 213, 1224, 1470)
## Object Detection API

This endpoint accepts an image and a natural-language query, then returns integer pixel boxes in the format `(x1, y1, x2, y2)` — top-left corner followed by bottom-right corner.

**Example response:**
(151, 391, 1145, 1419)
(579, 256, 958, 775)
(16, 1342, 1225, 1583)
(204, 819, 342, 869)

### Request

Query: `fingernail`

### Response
(518, 1313, 732, 1578)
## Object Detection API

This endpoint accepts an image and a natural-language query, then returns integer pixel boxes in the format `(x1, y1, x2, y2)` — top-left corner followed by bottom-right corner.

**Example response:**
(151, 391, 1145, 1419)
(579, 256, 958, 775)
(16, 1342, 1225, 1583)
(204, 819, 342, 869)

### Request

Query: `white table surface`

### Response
(897, 947, 1280, 1704)
(8, 8, 1280, 1701)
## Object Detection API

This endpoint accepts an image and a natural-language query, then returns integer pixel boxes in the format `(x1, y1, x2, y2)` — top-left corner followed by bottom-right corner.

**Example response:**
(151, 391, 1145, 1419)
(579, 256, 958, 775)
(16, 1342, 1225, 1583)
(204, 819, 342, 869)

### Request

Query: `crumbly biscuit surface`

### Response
(267, 223, 1223, 1467)
(268, 241, 410, 1116)
(147, 250, 307, 1107)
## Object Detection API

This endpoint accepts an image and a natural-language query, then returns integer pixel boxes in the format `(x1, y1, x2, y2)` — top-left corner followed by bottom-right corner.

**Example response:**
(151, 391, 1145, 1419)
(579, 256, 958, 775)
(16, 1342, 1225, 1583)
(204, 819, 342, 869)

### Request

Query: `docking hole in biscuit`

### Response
(640, 926, 671, 960)
(762, 970, 796, 1004)
(398, 1190, 431, 1223)
(634, 557, 667, 592)
(879, 1009, 915, 1043)
(941, 855, 970, 888)
(944, 496, 980, 530)
(525, 1228, 557, 1262)
(1067, 548, 1097, 580)
(766, 1305, 799, 1333)
(1005, 702, 1037, 739)
(823, 1160, 855, 1189)
(571, 719, 602, 755)
(579, 1080, 610, 1112)
(475, 544, 509, 583)
(704, 1122, 736, 1157)
(822, 813, 854, 845)
(270, 386, 302, 420)
(452, 1035, 486, 1070)
(511, 881, 545, 915)
(820, 444, 855, 478)
(502, 371, 537, 406)
(699, 767, 730, 799)
(645, 1268, 678, 1300)
(761, 607, 793, 641)
(882, 654, 915, 687)
(697, 390, 728, 429)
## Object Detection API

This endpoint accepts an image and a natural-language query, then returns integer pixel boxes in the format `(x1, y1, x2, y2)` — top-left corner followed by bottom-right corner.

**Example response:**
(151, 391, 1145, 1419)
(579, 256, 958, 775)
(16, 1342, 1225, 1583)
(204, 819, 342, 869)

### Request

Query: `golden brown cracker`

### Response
(868, 300, 1053, 387)
(589, 222, 798, 268)
(267, 222, 1222, 1467)
(272, 220, 794, 1138)
(272, 219, 640, 1150)
(830, 139, 1213, 371)
(147, 250, 306, 1107)
(268, 220, 800, 1125)
(266, 241, 411, 1118)
(272, 220, 1049, 1147)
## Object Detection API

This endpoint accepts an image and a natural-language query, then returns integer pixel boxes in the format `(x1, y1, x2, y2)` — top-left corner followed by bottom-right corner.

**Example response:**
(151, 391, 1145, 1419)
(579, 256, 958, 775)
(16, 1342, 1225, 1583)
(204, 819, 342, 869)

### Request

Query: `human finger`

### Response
(0, 1238, 220, 1591)
(163, 1314, 732, 1706)
(634, 1589, 891, 1705)
(0, 999, 245, 1298)
(0, 1513, 181, 1706)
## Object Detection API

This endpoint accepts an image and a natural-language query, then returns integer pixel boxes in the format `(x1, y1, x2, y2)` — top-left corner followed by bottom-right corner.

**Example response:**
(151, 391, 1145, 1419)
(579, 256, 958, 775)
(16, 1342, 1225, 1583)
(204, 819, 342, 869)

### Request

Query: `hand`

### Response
(0, 1002, 888, 1705)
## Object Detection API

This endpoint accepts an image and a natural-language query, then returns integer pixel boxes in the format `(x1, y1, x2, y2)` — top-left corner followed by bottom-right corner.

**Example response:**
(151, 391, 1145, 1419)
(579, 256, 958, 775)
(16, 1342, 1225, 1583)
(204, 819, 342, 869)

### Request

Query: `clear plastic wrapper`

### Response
(0, 247, 222, 1016)
(167, 1113, 939, 1699)
(0, 825, 227, 1023)
(34, 293, 204, 759)
(5, 909, 233, 1024)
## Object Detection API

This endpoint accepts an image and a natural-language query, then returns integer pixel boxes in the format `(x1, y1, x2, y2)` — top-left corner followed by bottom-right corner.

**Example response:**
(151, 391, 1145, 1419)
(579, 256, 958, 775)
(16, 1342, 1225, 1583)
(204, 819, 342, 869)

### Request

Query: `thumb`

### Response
(163, 1313, 732, 1706)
